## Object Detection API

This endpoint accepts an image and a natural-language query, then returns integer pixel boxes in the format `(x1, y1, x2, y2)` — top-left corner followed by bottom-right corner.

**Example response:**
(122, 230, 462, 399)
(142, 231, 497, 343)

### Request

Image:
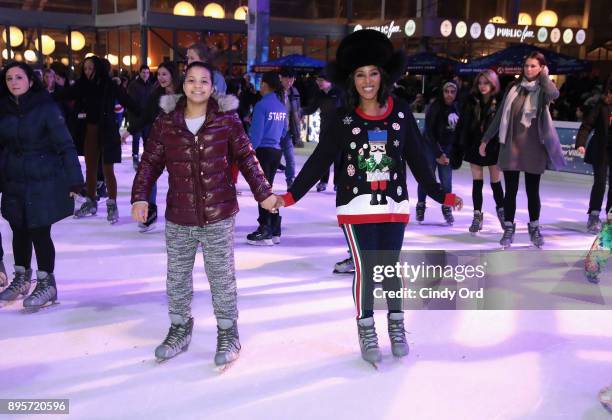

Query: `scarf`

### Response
(498, 79, 540, 144)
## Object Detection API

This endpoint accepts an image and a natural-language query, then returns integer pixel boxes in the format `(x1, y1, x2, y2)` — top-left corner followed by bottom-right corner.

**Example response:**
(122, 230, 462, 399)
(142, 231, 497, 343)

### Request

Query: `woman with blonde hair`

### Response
(459, 69, 505, 234)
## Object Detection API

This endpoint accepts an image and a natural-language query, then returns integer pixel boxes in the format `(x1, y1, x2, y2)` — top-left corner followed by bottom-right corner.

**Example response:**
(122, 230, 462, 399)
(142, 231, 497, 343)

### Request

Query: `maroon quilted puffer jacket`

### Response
(131, 94, 272, 226)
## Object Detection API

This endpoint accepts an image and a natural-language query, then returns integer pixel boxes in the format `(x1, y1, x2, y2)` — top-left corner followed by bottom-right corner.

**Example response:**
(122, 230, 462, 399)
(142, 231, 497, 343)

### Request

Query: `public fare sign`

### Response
(351, 18, 588, 46)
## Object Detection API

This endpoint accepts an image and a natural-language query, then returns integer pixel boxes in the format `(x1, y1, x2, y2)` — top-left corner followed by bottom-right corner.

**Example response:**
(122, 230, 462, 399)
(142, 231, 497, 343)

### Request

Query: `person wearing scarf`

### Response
(480, 51, 565, 249)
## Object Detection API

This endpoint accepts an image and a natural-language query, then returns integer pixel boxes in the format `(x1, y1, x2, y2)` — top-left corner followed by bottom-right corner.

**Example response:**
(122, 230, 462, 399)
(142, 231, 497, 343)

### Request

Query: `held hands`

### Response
(453, 196, 464, 211)
(131, 202, 149, 223)
(479, 142, 487, 157)
(261, 194, 285, 214)
(436, 154, 450, 165)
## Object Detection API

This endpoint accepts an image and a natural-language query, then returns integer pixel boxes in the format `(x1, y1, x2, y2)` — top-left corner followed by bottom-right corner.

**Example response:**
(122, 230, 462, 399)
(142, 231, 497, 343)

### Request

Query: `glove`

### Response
(447, 112, 459, 130)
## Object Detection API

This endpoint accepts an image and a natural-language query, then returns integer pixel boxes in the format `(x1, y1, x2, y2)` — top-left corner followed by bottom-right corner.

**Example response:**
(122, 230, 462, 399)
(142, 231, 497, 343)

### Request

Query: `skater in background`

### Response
(246, 72, 287, 246)
(127, 64, 155, 170)
(584, 208, 611, 283)
(68, 55, 140, 224)
(274, 30, 463, 366)
(186, 43, 227, 95)
(279, 67, 302, 188)
(575, 81, 612, 234)
(0, 61, 83, 310)
(480, 52, 565, 248)
(415, 80, 460, 226)
(131, 61, 279, 368)
(301, 71, 344, 193)
(122, 60, 181, 232)
(458, 69, 505, 234)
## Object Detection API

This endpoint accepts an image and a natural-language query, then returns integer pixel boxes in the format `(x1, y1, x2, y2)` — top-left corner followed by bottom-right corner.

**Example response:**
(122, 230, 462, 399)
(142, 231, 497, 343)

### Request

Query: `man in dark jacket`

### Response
(127, 65, 155, 169)
(576, 84, 612, 233)
(279, 67, 303, 188)
(416, 80, 460, 226)
(302, 72, 344, 192)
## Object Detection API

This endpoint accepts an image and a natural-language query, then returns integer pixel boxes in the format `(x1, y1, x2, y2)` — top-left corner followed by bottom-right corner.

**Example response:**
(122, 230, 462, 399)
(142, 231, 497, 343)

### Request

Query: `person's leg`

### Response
(83, 124, 101, 199)
(280, 134, 296, 186)
(132, 132, 141, 159)
(0, 231, 5, 286)
(22, 226, 57, 308)
(489, 165, 504, 208)
(29, 226, 54, 274)
(503, 171, 520, 223)
(199, 216, 238, 322)
(470, 164, 484, 212)
(164, 222, 199, 323)
(589, 160, 607, 214)
(102, 164, 118, 201)
(524, 172, 542, 223)
(199, 216, 241, 365)
(11, 224, 33, 270)
(255, 148, 275, 230)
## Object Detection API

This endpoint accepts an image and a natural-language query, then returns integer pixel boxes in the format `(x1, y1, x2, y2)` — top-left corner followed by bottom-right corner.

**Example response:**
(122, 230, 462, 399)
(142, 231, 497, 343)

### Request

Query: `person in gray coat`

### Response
(480, 51, 565, 248)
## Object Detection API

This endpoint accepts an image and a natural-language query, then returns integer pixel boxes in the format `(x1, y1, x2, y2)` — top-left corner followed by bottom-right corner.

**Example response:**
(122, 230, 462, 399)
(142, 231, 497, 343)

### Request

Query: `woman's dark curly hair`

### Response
(344, 66, 391, 110)
(0, 61, 44, 96)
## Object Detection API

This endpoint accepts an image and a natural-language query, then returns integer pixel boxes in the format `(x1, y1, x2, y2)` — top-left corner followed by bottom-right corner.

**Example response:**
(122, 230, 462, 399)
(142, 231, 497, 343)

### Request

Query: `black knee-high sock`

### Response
(472, 180, 484, 211)
(490, 181, 504, 209)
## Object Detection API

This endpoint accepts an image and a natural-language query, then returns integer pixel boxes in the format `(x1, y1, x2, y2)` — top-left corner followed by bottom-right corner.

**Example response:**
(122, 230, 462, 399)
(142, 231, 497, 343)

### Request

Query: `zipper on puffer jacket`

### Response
(192, 133, 204, 224)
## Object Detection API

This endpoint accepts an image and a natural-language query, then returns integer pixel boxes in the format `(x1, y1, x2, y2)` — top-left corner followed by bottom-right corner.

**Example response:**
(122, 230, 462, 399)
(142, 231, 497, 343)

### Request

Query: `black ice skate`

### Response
(22, 271, 59, 313)
(0, 266, 33, 305)
(528, 221, 544, 248)
(469, 210, 483, 235)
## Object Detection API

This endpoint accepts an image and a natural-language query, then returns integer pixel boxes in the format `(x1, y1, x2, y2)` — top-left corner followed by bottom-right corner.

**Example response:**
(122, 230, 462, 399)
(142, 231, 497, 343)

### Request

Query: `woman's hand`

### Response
(479, 142, 487, 157)
(436, 154, 449, 165)
(121, 131, 130, 144)
(541, 65, 549, 78)
(131, 202, 148, 223)
(577, 146, 586, 155)
(261, 194, 283, 213)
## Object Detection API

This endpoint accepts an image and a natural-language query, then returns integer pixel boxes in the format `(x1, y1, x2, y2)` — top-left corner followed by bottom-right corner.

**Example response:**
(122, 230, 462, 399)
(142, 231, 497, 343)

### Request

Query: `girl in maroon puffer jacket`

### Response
(131, 61, 279, 368)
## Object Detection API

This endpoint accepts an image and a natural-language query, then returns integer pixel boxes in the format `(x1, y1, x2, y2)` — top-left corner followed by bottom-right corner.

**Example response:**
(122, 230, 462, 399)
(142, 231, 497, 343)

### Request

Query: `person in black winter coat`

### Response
(122, 60, 181, 232)
(65, 55, 140, 224)
(416, 80, 461, 225)
(301, 72, 345, 192)
(458, 69, 506, 234)
(0, 61, 84, 310)
(576, 83, 612, 234)
(127, 64, 156, 169)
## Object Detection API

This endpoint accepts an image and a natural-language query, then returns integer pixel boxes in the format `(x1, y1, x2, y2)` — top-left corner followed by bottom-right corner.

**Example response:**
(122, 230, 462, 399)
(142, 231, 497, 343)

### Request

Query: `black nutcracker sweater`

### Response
(282, 96, 455, 225)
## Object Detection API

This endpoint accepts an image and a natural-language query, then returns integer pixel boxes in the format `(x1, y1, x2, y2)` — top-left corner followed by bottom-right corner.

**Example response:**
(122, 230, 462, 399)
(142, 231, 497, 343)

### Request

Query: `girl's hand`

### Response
(131, 202, 148, 223)
(479, 142, 487, 157)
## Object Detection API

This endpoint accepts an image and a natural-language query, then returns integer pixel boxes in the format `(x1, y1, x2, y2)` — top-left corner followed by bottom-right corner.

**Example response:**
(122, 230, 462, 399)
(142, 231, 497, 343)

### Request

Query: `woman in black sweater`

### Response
(276, 30, 463, 366)
(459, 69, 505, 234)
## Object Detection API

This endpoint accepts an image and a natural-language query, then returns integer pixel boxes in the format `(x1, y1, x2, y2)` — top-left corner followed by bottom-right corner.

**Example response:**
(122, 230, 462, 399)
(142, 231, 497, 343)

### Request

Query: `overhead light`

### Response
(122, 55, 138, 66)
(66, 31, 86, 51)
(24, 49, 38, 62)
(173, 1, 195, 16)
(85, 52, 95, 58)
(204, 2, 225, 19)
(234, 5, 248, 20)
(105, 54, 119, 66)
(518, 13, 532, 25)
(35, 35, 56, 55)
(147, 57, 152, 66)
(2, 49, 15, 60)
(489, 16, 507, 24)
(536, 10, 558, 27)
(2, 27, 24, 47)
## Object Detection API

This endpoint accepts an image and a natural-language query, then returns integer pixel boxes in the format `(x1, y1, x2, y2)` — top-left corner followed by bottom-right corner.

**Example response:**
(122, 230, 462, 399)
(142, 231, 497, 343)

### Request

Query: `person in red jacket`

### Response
(131, 61, 279, 368)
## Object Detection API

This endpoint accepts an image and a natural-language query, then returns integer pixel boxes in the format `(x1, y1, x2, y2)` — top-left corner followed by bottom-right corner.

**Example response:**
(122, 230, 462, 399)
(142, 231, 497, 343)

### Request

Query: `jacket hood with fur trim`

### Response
(158, 93, 239, 114)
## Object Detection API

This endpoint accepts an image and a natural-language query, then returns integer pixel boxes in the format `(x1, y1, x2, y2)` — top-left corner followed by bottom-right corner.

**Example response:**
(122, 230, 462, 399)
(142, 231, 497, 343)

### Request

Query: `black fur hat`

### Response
(326, 29, 406, 88)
